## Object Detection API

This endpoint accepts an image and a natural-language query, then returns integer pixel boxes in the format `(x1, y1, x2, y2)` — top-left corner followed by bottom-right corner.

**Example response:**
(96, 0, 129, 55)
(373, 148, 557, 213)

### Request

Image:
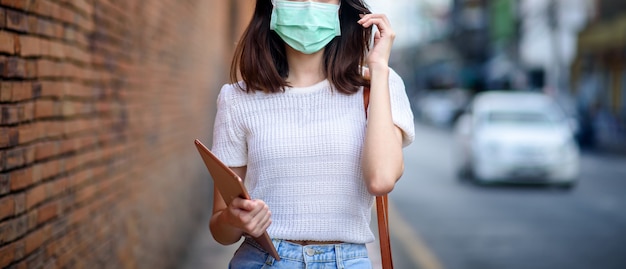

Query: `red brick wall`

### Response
(0, 0, 252, 268)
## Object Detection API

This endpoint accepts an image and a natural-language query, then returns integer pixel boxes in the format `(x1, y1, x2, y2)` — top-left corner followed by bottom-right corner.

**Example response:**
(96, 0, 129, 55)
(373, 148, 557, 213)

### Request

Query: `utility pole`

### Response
(548, 0, 563, 94)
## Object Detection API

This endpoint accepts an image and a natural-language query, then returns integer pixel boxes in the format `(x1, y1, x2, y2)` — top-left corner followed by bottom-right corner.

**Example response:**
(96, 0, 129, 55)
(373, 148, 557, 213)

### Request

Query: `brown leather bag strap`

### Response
(363, 86, 370, 117)
(376, 195, 393, 269)
(363, 87, 394, 269)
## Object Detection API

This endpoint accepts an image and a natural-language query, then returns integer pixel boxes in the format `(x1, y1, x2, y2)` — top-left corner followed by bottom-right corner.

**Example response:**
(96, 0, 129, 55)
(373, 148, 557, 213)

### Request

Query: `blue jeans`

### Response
(229, 236, 372, 269)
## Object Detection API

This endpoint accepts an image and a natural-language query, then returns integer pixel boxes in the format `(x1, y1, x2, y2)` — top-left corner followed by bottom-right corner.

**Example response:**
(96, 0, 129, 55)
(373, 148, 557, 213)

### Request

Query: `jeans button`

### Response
(305, 248, 316, 256)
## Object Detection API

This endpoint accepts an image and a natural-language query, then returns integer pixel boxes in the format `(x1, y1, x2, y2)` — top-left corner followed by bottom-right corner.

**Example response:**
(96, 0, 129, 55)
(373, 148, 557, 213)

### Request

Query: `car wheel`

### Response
(554, 181, 577, 190)
(457, 165, 470, 180)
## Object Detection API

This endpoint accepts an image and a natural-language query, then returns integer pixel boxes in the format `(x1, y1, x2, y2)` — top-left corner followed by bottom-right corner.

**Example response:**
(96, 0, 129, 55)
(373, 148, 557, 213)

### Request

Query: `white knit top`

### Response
(211, 69, 415, 244)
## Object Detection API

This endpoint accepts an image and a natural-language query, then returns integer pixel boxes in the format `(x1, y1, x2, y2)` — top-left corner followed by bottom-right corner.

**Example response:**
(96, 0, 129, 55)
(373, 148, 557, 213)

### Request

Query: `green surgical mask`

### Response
(270, 0, 341, 54)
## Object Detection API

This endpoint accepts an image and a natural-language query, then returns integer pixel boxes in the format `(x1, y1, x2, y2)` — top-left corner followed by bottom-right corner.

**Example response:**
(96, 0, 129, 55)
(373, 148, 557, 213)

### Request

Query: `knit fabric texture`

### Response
(211, 69, 415, 244)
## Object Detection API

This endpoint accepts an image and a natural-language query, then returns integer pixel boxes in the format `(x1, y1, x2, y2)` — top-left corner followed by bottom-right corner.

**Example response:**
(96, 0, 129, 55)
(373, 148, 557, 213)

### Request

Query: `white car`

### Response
(454, 91, 580, 188)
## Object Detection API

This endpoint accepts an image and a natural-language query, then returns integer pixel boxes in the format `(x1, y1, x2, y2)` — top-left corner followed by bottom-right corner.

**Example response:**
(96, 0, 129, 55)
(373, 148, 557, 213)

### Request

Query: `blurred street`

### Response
(389, 122, 626, 269)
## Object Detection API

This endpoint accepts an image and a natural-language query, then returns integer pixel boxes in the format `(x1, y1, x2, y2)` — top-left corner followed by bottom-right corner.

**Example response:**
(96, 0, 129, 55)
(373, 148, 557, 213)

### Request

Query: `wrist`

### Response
(368, 63, 389, 76)
(216, 209, 244, 235)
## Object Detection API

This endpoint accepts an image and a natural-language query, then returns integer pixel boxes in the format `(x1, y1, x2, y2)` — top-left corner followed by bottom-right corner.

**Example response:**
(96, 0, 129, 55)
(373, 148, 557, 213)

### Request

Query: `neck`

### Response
(285, 46, 326, 87)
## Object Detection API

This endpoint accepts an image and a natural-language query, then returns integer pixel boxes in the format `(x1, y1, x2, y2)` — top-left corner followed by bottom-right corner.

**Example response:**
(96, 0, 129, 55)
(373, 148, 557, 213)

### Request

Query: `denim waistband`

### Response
(243, 236, 368, 262)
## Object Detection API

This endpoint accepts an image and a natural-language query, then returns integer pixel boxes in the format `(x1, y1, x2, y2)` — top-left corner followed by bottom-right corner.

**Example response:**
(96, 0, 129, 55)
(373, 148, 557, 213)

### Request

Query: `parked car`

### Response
(454, 91, 580, 188)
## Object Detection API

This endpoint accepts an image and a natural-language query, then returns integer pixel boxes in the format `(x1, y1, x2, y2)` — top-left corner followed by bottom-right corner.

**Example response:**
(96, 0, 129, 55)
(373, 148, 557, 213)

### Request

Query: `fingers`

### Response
(231, 197, 255, 211)
(362, 67, 370, 80)
(358, 14, 395, 39)
(227, 198, 272, 237)
(249, 206, 272, 237)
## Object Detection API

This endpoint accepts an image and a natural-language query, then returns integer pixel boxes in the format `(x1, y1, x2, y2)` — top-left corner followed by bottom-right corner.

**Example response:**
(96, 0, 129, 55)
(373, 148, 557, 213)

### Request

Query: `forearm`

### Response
(209, 209, 244, 245)
(362, 64, 404, 196)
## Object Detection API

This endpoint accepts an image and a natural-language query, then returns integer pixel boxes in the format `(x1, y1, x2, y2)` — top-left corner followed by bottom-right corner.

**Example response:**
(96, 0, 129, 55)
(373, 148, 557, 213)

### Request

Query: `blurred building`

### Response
(450, 0, 591, 92)
(450, 0, 496, 92)
(0, 1, 252, 268)
(570, 0, 626, 151)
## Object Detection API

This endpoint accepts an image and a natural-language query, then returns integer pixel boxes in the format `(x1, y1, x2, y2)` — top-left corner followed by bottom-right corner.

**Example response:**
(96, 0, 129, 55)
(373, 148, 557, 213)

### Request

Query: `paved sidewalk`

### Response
(179, 215, 383, 269)
(179, 219, 239, 269)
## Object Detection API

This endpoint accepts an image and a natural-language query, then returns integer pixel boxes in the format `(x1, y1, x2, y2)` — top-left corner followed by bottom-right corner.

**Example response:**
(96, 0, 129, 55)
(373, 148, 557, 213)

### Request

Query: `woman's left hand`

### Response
(358, 13, 395, 68)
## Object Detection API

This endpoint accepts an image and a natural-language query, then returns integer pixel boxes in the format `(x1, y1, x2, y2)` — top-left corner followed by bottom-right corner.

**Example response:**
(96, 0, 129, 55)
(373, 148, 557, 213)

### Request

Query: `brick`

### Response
(59, 6, 75, 25)
(37, 60, 58, 78)
(19, 102, 34, 122)
(61, 101, 75, 117)
(0, 82, 12, 102)
(43, 122, 61, 139)
(0, 243, 15, 268)
(0, 151, 5, 171)
(6, 9, 27, 32)
(1, 104, 20, 125)
(49, 40, 66, 59)
(19, 35, 41, 56)
(39, 82, 63, 99)
(43, 257, 57, 269)
(0, 31, 13, 54)
(5, 57, 26, 78)
(32, 82, 42, 98)
(12, 82, 32, 102)
(34, 100, 56, 119)
(24, 59, 37, 78)
(1, 0, 25, 9)
(0, 174, 9, 195)
(49, 177, 67, 197)
(27, 14, 38, 33)
(60, 139, 78, 155)
(9, 128, 18, 147)
(10, 168, 34, 191)
(24, 145, 35, 165)
(25, 229, 45, 255)
(13, 31, 20, 54)
(68, 206, 87, 227)
(0, 219, 12, 243)
(37, 202, 57, 223)
(5, 147, 24, 169)
(0, 7, 5, 28)
(26, 184, 46, 209)
(35, 0, 54, 19)
(36, 18, 53, 37)
(13, 238, 24, 261)
(73, 0, 93, 17)
(0, 217, 19, 243)
(42, 159, 61, 180)
(35, 142, 58, 161)
(0, 55, 6, 77)
(27, 209, 37, 229)
(23, 0, 40, 13)
(14, 193, 25, 215)
(0, 195, 15, 220)
(18, 123, 40, 144)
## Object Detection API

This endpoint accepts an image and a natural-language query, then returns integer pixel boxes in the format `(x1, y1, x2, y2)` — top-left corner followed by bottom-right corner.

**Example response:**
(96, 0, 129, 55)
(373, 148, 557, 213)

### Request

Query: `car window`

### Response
(486, 111, 555, 125)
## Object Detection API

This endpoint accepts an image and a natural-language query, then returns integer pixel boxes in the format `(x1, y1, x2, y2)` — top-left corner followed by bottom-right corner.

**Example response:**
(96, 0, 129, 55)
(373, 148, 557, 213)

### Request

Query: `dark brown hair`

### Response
(230, 0, 372, 94)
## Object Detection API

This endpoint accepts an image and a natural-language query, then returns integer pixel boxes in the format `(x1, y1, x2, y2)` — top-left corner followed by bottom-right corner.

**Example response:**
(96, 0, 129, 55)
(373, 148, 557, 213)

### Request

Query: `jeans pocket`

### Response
(340, 257, 372, 269)
(229, 241, 270, 269)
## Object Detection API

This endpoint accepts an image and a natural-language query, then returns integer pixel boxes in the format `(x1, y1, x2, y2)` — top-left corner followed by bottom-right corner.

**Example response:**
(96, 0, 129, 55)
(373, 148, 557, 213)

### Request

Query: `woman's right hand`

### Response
(223, 198, 272, 238)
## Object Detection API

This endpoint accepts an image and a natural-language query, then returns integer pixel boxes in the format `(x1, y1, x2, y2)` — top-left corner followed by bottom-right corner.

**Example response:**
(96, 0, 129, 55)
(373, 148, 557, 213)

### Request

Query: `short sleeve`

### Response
(211, 84, 248, 167)
(388, 69, 415, 147)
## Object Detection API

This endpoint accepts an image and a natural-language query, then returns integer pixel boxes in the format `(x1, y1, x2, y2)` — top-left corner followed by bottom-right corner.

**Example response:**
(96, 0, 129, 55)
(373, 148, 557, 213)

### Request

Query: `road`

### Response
(390, 123, 626, 269)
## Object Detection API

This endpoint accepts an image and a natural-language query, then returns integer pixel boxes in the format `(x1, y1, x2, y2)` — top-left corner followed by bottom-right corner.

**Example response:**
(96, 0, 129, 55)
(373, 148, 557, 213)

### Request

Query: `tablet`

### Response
(194, 139, 280, 261)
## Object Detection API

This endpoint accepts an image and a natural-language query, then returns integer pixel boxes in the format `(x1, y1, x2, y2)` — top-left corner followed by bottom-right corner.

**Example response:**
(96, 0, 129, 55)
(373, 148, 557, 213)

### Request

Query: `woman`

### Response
(210, 0, 415, 268)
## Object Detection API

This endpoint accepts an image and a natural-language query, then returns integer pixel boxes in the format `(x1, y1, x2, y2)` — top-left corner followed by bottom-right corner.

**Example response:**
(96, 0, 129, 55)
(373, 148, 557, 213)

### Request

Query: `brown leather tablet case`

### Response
(194, 139, 280, 261)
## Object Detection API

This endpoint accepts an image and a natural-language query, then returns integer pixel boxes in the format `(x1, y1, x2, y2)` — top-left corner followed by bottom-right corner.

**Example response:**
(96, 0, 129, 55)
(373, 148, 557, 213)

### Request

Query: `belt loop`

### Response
(264, 254, 275, 266)
(335, 244, 344, 269)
